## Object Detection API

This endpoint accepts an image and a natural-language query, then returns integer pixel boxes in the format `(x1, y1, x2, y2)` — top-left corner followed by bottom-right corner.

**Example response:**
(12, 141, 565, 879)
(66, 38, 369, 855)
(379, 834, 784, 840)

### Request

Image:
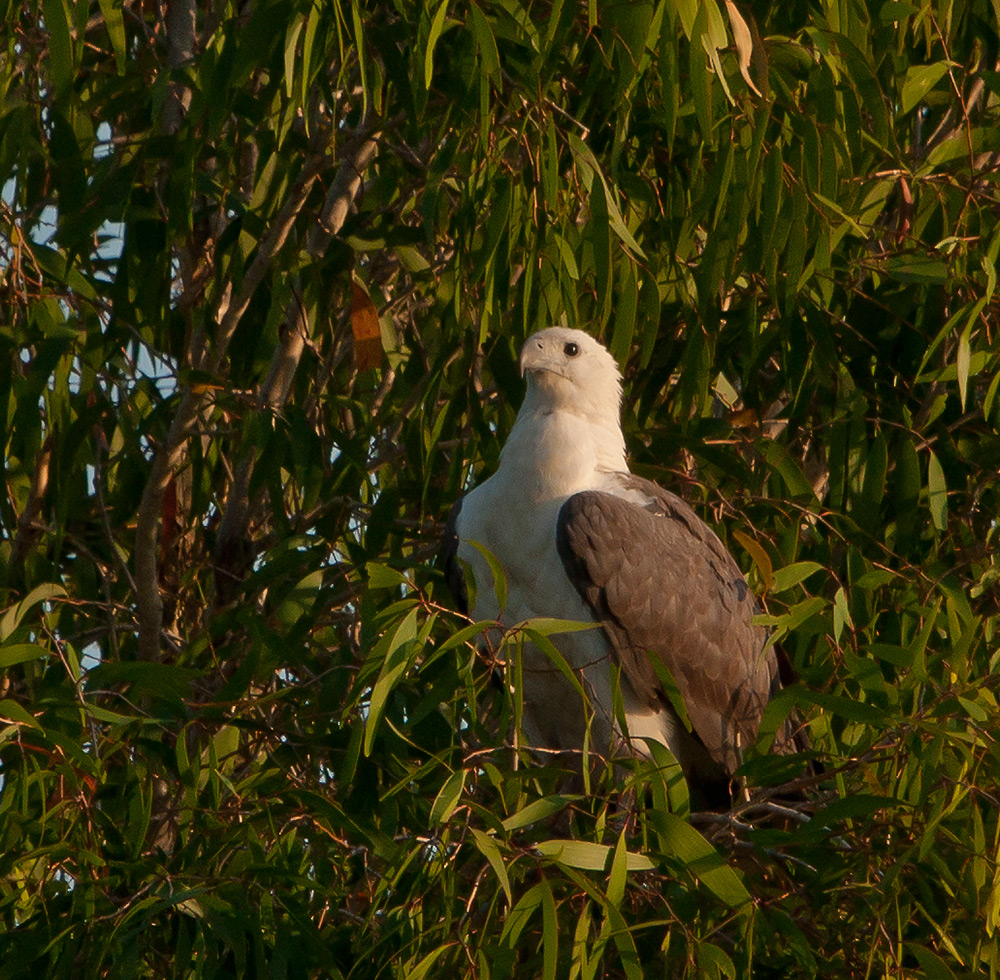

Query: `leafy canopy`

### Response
(1, 0, 999, 976)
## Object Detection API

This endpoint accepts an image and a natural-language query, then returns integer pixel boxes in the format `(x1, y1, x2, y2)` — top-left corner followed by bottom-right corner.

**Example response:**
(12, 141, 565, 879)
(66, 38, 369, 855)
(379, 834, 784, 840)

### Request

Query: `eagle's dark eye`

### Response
(563, 342, 580, 357)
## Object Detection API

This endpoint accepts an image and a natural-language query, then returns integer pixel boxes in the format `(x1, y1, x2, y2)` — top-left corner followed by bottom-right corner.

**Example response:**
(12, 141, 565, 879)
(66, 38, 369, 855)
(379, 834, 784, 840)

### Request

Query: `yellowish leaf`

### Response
(725, 0, 762, 96)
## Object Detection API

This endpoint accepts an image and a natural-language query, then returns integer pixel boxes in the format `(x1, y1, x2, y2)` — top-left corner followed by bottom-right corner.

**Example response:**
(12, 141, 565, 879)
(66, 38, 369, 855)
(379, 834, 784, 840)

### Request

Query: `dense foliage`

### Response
(2, 0, 999, 975)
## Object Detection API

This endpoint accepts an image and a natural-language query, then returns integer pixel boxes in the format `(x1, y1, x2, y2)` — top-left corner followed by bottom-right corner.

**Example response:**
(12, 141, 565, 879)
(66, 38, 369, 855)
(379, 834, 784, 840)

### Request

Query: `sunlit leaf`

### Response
(901, 62, 954, 114)
(0, 583, 67, 642)
(96, 0, 126, 73)
(502, 796, 577, 832)
(0, 699, 43, 730)
(927, 449, 948, 531)
(470, 828, 512, 905)
(430, 768, 466, 824)
(647, 811, 751, 908)
(724, 0, 761, 96)
(733, 529, 773, 593)
(0, 644, 50, 669)
(424, 0, 450, 90)
(771, 561, 824, 593)
(535, 839, 655, 872)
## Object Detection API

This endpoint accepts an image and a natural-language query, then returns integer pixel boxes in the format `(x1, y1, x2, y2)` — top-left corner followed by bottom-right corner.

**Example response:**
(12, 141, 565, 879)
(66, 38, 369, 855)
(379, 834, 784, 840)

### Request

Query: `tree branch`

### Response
(163, 0, 196, 135)
(134, 154, 329, 660)
(213, 126, 383, 603)
(11, 434, 54, 580)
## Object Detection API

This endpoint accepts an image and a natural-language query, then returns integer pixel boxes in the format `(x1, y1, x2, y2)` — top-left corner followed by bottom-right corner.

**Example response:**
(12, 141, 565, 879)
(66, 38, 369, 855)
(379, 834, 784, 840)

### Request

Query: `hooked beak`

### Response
(519, 336, 555, 379)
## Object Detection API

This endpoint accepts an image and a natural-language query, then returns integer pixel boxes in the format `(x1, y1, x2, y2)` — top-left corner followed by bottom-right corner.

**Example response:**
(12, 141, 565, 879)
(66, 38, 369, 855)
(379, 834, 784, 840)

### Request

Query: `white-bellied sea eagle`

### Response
(442, 328, 804, 798)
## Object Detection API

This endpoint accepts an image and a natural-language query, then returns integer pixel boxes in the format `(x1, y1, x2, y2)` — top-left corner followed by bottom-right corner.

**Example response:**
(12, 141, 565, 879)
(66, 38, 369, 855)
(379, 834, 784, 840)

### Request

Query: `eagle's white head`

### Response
(519, 327, 623, 425)
(505, 327, 627, 481)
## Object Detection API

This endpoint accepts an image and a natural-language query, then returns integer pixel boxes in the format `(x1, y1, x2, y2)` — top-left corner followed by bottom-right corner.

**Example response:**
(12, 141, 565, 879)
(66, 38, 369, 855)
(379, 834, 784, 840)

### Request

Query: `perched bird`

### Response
(442, 328, 804, 800)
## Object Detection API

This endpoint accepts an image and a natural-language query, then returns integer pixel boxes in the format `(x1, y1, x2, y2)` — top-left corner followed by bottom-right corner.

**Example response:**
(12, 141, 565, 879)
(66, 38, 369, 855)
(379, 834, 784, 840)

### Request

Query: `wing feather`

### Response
(556, 476, 785, 774)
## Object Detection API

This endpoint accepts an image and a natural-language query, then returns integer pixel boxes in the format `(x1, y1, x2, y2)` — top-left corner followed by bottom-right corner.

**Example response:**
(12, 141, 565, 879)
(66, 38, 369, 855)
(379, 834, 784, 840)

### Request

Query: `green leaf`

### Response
(857, 430, 888, 535)
(0, 699, 42, 730)
(868, 643, 914, 667)
(610, 258, 637, 363)
(520, 628, 588, 699)
(0, 644, 50, 669)
(901, 63, 953, 114)
(606, 832, 629, 908)
(555, 233, 579, 280)
(366, 562, 411, 589)
(567, 134, 646, 259)
(501, 796, 577, 832)
(833, 585, 853, 643)
(904, 943, 958, 980)
(431, 622, 493, 659)
(301, 3, 320, 114)
(882, 255, 949, 284)
(642, 737, 690, 815)
(647, 811, 751, 907)
(535, 839, 655, 872)
(97, 0, 126, 73)
(984, 370, 1000, 425)
(518, 617, 598, 636)
(429, 768, 466, 824)
(424, 0, 450, 90)
(647, 656, 693, 734)
(540, 877, 558, 980)
(42, 0, 73, 98)
(803, 691, 886, 724)
(499, 882, 546, 949)
(771, 561, 824, 593)
(350, 0, 370, 117)
(927, 450, 948, 531)
(470, 828, 512, 905)
(1, 583, 67, 641)
(405, 946, 452, 980)
(85, 661, 203, 701)
(364, 607, 420, 755)
(395, 245, 431, 273)
(697, 941, 737, 980)
(604, 903, 643, 980)
(283, 14, 306, 98)
(879, 1, 920, 21)
(987, 863, 1000, 938)
(588, 177, 613, 326)
(689, 3, 715, 140)
(854, 569, 897, 590)
(476, 176, 512, 279)
(764, 441, 818, 500)
(956, 323, 971, 411)
(755, 596, 827, 632)
(469, 2, 500, 82)
(211, 724, 240, 765)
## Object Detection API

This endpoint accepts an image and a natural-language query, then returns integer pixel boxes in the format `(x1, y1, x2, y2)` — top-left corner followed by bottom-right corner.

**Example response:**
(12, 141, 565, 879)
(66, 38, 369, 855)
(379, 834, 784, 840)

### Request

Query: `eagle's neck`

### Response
(499, 401, 628, 501)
